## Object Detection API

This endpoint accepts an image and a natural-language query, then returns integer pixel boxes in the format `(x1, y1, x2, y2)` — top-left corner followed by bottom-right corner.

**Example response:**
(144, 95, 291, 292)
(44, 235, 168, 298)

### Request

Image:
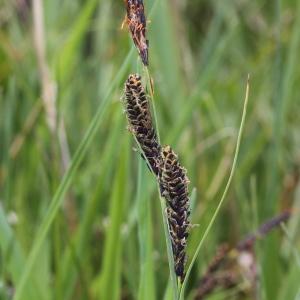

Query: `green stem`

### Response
(144, 64, 180, 298)
(132, 133, 179, 299)
(159, 192, 179, 299)
(143, 67, 161, 143)
(132, 63, 180, 298)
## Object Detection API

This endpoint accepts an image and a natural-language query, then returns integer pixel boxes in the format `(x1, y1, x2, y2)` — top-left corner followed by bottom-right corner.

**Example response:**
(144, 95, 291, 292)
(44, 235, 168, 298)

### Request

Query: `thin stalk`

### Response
(159, 193, 179, 299)
(143, 64, 180, 297)
(132, 134, 179, 299)
(143, 67, 160, 143)
(179, 75, 250, 299)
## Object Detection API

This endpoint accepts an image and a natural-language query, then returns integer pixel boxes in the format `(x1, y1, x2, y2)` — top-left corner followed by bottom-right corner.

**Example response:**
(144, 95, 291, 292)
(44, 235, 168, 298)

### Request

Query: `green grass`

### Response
(0, 0, 300, 300)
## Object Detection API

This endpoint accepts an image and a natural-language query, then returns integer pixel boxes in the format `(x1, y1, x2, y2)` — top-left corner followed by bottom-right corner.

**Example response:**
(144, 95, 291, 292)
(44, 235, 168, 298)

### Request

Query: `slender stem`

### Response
(132, 0, 178, 295)
(144, 66, 161, 143)
(148, 1, 177, 294)
(179, 75, 250, 299)
(132, 133, 179, 299)
(159, 193, 179, 299)
(144, 64, 180, 298)
(131, 63, 180, 298)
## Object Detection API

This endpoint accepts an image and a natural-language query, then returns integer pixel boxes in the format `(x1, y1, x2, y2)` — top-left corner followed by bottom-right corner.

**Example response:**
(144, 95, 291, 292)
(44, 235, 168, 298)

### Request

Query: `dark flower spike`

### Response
(124, 0, 149, 65)
(159, 145, 191, 282)
(123, 74, 161, 175)
(123, 75, 192, 282)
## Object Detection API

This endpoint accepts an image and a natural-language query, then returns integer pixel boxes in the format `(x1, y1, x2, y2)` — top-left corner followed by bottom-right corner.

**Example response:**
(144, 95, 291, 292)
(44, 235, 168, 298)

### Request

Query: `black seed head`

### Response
(123, 74, 161, 176)
(159, 145, 190, 281)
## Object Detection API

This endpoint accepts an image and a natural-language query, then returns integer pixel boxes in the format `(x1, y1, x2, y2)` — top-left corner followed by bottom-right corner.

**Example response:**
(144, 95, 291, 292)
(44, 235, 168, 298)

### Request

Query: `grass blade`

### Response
(137, 160, 156, 300)
(56, 0, 99, 83)
(179, 75, 250, 299)
(13, 49, 134, 300)
(58, 112, 125, 300)
(96, 136, 129, 300)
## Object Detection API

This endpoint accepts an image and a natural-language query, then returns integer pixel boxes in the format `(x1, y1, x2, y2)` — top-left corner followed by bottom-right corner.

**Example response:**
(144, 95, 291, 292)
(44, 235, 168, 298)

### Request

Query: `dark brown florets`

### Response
(123, 74, 161, 175)
(124, 0, 149, 65)
(159, 145, 190, 281)
(123, 75, 191, 282)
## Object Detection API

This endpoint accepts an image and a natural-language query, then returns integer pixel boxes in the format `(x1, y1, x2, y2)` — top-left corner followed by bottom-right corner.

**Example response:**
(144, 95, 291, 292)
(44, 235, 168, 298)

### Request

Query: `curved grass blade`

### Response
(179, 76, 250, 299)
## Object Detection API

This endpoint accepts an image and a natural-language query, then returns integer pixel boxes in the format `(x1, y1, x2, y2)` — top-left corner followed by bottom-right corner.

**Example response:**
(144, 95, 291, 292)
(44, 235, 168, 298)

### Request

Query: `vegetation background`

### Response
(0, 0, 300, 299)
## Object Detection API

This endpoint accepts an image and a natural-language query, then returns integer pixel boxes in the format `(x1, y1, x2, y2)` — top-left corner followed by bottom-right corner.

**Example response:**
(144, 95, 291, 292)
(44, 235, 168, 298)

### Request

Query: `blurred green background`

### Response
(0, 0, 300, 299)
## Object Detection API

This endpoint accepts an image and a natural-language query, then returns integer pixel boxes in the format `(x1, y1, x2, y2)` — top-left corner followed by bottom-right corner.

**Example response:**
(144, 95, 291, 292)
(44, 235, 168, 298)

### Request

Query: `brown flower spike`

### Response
(123, 74, 161, 175)
(123, 75, 191, 282)
(159, 145, 191, 281)
(124, 0, 149, 65)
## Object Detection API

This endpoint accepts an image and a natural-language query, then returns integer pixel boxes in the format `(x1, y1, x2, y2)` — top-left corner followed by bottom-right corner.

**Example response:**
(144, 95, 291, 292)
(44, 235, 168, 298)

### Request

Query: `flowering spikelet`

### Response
(123, 74, 161, 175)
(124, 0, 149, 65)
(159, 145, 190, 281)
